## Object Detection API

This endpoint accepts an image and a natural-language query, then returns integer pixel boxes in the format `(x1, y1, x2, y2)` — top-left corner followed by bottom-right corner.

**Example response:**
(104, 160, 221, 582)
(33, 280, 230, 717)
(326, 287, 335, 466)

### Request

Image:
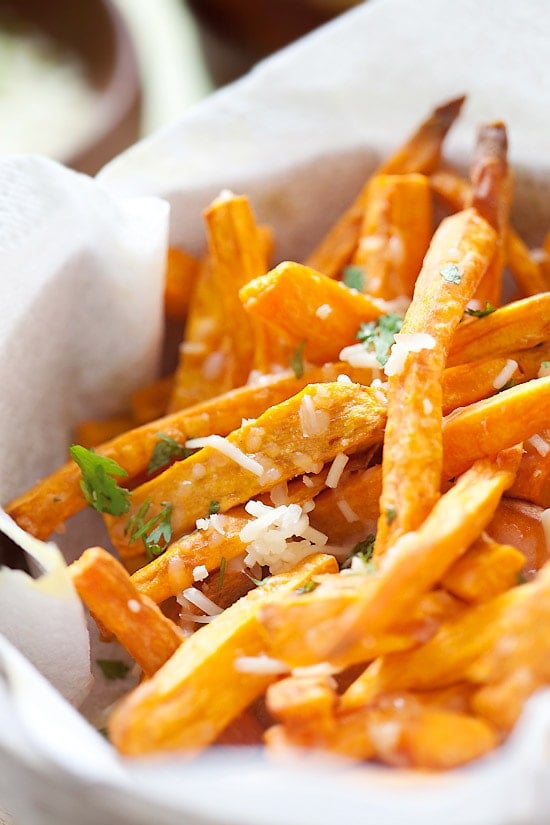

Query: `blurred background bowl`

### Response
(0, 0, 142, 175)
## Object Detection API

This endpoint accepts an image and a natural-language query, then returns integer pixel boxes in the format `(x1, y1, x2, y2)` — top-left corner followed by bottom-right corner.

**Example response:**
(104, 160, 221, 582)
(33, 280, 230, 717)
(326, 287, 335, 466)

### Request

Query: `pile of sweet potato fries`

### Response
(7, 96, 550, 769)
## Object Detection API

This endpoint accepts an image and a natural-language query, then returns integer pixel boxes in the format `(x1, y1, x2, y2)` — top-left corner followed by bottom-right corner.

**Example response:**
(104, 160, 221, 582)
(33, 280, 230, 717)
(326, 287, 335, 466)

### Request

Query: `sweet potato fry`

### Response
(442, 535, 525, 604)
(448, 293, 550, 367)
(240, 262, 385, 364)
(164, 247, 200, 322)
(487, 498, 548, 574)
(74, 416, 135, 449)
(442, 376, 550, 478)
(469, 122, 511, 307)
(507, 428, 550, 508)
(106, 382, 387, 558)
(69, 547, 183, 677)
(376, 207, 497, 553)
(109, 553, 338, 755)
(304, 96, 465, 278)
(351, 173, 432, 299)
(260, 449, 520, 668)
(5, 363, 378, 541)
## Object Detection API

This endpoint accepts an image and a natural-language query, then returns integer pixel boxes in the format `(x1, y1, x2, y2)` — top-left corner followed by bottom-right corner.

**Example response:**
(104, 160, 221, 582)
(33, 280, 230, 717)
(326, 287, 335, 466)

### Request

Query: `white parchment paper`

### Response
(2, 0, 550, 822)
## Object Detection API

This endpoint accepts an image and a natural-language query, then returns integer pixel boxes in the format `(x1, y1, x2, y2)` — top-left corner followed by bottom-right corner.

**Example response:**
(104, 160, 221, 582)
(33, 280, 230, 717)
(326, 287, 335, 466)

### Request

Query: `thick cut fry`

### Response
(5, 363, 378, 541)
(365, 699, 499, 769)
(442, 376, 550, 478)
(431, 169, 548, 297)
(109, 553, 338, 755)
(304, 96, 465, 278)
(69, 547, 183, 677)
(240, 262, 385, 364)
(352, 173, 432, 299)
(376, 207, 497, 553)
(106, 382, 387, 558)
(164, 247, 200, 321)
(448, 293, 550, 367)
(442, 535, 525, 604)
(487, 498, 548, 575)
(260, 449, 520, 668)
(507, 428, 550, 508)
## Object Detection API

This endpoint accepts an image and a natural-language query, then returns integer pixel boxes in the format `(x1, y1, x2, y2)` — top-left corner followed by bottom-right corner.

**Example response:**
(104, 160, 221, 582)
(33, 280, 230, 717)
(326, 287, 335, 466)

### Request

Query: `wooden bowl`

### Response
(0, 0, 142, 175)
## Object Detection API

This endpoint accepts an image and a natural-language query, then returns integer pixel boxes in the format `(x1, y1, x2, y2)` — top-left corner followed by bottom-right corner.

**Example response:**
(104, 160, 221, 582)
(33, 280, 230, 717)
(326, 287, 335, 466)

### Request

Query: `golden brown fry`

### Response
(305, 96, 465, 278)
(507, 428, 550, 508)
(129, 374, 174, 425)
(74, 416, 135, 449)
(69, 547, 183, 677)
(109, 553, 338, 756)
(449, 293, 550, 367)
(376, 207, 497, 553)
(106, 382, 387, 558)
(260, 448, 520, 668)
(442, 376, 550, 478)
(442, 535, 525, 604)
(352, 173, 432, 299)
(5, 363, 378, 541)
(240, 261, 385, 364)
(487, 498, 548, 575)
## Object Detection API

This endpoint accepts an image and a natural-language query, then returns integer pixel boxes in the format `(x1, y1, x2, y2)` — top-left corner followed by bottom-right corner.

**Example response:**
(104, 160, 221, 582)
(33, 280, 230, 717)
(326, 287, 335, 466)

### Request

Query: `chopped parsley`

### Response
(385, 507, 397, 525)
(70, 445, 130, 516)
(465, 301, 496, 318)
(440, 263, 462, 284)
(296, 579, 319, 595)
(498, 379, 515, 393)
(517, 570, 528, 586)
(147, 432, 193, 475)
(97, 659, 131, 680)
(125, 498, 173, 560)
(218, 556, 227, 592)
(209, 500, 221, 515)
(356, 313, 403, 367)
(342, 534, 376, 572)
(243, 570, 267, 587)
(290, 340, 306, 379)
(343, 265, 365, 292)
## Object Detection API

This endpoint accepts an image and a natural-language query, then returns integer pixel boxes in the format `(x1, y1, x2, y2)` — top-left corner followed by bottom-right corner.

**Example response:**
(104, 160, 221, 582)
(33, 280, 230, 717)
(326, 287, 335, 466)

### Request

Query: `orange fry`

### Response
(305, 96, 465, 278)
(109, 553, 338, 756)
(164, 247, 200, 321)
(129, 374, 174, 425)
(376, 207, 497, 553)
(69, 547, 183, 677)
(442, 535, 525, 604)
(260, 448, 520, 668)
(240, 261, 385, 364)
(105, 382, 387, 557)
(351, 173, 432, 300)
(508, 428, 550, 508)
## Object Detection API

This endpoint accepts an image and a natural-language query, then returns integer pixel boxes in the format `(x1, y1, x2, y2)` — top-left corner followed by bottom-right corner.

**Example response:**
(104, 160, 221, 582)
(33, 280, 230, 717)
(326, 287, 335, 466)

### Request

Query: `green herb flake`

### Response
(465, 301, 496, 318)
(290, 340, 306, 379)
(351, 534, 375, 563)
(343, 265, 365, 292)
(356, 312, 403, 367)
(218, 556, 227, 593)
(498, 379, 515, 393)
(243, 570, 267, 587)
(385, 507, 397, 525)
(97, 727, 110, 740)
(125, 498, 173, 560)
(209, 500, 221, 515)
(541, 361, 550, 369)
(517, 570, 528, 586)
(97, 659, 131, 680)
(70, 445, 130, 516)
(296, 580, 319, 595)
(147, 432, 193, 475)
(440, 263, 462, 284)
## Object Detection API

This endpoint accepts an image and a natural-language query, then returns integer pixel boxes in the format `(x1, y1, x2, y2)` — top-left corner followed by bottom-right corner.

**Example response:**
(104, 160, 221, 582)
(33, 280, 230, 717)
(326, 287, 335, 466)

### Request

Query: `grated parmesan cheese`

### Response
(299, 393, 331, 437)
(538, 362, 550, 379)
(192, 564, 209, 582)
(492, 359, 518, 390)
(181, 586, 223, 616)
(527, 433, 550, 457)
(234, 654, 289, 675)
(423, 398, 433, 415)
(270, 481, 289, 507)
(339, 343, 381, 369)
(127, 599, 141, 613)
(315, 303, 333, 319)
(325, 453, 349, 488)
(384, 333, 436, 377)
(202, 350, 225, 381)
(336, 373, 353, 384)
(239, 500, 329, 574)
(185, 434, 264, 476)
(192, 463, 206, 480)
(336, 498, 359, 523)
